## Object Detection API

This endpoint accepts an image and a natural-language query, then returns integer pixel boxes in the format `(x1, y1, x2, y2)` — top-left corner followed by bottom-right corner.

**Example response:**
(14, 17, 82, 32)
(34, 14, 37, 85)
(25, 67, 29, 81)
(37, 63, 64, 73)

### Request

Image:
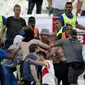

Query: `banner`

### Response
(77, 34, 85, 45)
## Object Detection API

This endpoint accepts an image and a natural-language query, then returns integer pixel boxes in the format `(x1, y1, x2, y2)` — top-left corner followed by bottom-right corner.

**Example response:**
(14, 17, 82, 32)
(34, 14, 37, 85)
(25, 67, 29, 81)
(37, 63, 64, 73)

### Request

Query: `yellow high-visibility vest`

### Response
(0, 16, 3, 38)
(56, 27, 64, 36)
(62, 13, 76, 29)
(0, 16, 3, 31)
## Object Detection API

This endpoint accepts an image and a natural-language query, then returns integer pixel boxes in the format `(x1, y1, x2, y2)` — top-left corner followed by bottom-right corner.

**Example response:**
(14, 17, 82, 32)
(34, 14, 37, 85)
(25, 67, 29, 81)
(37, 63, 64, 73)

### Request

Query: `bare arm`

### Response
(47, 0, 52, 7)
(50, 41, 61, 48)
(1, 25, 7, 43)
(38, 47, 48, 54)
(27, 59, 47, 67)
(6, 53, 16, 59)
(0, 49, 16, 60)
(11, 45, 20, 58)
(30, 65, 40, 85)
(54, 76, 58, 85)
(5, 48, 19, 59)
(77, 0, 83, 14)
(37, 40, 50, 51)
(76, 24, 85, 30)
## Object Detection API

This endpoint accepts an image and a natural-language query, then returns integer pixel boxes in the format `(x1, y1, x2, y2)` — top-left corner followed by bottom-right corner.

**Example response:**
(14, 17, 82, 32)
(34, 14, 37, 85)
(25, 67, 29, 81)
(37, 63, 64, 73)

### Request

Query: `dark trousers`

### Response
(3, 40, 13, 50)
(27, 0, 43, 14)
(20, 61, 24, 78)
(23, 81, 35, 85)
(54, 63, 69, 85)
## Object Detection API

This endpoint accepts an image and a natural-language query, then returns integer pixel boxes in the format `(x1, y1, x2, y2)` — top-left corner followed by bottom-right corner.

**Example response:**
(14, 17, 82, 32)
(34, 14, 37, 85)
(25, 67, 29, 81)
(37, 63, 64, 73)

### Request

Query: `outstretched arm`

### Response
(26, 59, 48, 67)
(37, 40, 50, 51)
(0, 48, 16, 59)
(77, 0, 83, 14)
(77, 24, 85, 30)
(50, 41, 61, 48)
(12, 45, 20, 57)
(47, 0, 52, 7)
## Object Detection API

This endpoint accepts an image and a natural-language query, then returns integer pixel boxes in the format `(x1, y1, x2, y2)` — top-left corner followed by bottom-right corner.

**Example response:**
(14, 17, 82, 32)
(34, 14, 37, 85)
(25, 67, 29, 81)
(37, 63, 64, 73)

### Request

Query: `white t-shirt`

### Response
(13, 35, 23, 45)
(42, 60, 55, 85)
(52, 0, 69, 9)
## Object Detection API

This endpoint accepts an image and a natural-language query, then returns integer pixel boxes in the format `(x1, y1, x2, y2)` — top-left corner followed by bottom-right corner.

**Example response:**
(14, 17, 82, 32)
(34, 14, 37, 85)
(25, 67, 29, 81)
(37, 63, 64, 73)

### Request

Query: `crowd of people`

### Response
(0, 1, 85, 85)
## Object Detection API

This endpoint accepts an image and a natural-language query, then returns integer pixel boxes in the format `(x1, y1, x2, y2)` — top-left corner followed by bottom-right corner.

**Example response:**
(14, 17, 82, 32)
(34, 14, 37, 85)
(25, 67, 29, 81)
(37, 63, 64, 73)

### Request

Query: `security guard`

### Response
(59, 2, 85, 30)
(62, 13, 76, 29)
(54, 19, 66, 39)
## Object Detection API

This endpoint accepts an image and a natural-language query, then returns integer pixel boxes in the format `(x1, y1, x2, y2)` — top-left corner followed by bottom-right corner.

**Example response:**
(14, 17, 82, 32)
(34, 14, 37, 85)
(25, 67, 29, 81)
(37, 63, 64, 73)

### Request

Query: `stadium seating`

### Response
(0, 0, 48, 16)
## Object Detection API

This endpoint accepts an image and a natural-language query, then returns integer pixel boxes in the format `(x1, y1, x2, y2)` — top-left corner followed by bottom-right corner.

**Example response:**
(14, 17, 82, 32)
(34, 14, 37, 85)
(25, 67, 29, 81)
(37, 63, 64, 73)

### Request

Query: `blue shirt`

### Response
(20, 29, 25, 36)
(23, 54, 38, 81)
(20, 29, 40, 39)
(0, 49, 8, 58)
(58, 12, 78, 26)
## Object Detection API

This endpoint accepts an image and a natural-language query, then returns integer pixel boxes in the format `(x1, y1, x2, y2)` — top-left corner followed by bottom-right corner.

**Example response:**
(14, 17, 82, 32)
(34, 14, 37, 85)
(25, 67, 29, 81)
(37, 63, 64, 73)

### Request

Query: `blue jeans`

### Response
(0, 64, 4, 85)
(2, 65, 18, 85)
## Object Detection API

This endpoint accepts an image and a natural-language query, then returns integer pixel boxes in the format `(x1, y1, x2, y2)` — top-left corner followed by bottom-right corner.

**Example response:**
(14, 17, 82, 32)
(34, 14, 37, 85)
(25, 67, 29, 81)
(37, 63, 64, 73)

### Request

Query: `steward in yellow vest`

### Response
(62, 13, 76, 29)
(54, 19, 66, 39)
(58, 2, 85, 30)
(56, 26, 66, 39)
(57, 26, 65, 36)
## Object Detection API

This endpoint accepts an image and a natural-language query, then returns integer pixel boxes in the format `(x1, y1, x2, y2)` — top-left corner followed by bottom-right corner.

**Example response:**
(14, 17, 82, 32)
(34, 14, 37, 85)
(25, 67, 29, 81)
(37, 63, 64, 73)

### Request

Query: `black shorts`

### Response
(54, 63, 69, 79)
(68, 62, 84, 84)
(53, 63, 69, 85)
(23, 80, 35, 85)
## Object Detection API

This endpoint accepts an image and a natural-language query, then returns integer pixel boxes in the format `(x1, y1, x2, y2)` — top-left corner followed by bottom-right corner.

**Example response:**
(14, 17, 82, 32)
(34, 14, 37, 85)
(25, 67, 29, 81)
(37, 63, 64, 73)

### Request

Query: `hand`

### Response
(1, 37, 5, 44)
(36, 81, 40, 85)
(50, 4, 53, 8)
(50, 43, 54, 48)
(25, 58, 32, 62)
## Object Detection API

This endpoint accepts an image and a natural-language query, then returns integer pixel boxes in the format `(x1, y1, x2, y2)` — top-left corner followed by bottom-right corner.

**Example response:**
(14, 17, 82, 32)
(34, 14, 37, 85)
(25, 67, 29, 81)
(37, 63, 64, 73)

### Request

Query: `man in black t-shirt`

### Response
(1, 4, 26, 50)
